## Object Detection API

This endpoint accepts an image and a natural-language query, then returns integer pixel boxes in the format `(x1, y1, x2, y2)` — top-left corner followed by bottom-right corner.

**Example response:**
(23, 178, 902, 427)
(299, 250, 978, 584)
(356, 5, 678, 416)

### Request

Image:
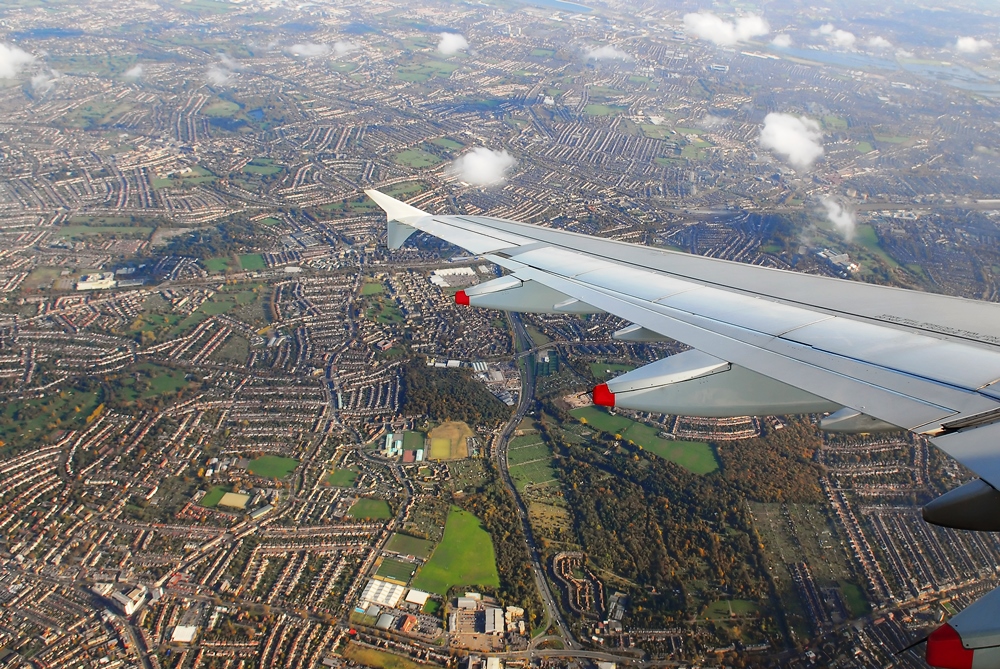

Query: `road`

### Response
(492, 312, 578, 649)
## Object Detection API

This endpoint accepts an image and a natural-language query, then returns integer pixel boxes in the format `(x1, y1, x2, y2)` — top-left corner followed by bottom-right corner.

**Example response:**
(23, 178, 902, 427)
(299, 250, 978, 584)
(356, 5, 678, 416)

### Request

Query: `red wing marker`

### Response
(926, 624, 974, 669)
(592, 384, 615, 407)
(455, 290, 470, 306)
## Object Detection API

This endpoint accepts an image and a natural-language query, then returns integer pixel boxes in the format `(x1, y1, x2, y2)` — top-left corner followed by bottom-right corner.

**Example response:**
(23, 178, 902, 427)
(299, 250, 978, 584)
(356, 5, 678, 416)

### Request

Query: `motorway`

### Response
(493, 312, 578, 650)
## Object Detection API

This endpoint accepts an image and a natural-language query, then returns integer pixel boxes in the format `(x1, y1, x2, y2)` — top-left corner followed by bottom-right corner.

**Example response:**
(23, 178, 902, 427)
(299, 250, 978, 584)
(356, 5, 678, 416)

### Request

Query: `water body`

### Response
(11, 27, 85, 39)
(247, 108, 265, 122)
(512, 0, 593, 13)
(775, 46, 899, 71)
(901, 61, 1000, 97)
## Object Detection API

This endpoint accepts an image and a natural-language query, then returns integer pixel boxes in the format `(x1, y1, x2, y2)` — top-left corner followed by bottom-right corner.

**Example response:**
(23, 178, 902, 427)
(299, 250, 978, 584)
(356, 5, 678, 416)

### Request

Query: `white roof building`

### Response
(360, 578, 405, 608)
(171, 625, 197, 644)
(404, 589, 430, 607)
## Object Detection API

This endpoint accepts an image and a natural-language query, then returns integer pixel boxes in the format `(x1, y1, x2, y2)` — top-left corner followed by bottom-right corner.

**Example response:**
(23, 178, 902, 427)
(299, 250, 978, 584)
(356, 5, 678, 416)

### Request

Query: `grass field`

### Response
(856, 141, 874, 153)
(326, 468, 358, 487)
(427, 421, 473, 460)
(203, 100, 241, 117)
(430, 137, 463, 150)
(395, 61, 459, 83)
(393, 147, 442, 168)
(376, 557, 416, 583)
(248, 455, 298, 478)
(243, 158, 283, 175)
(200, 485, 230, 508)
(509, 459, 558, 492)
(205, 257, 231, 272)
(584, 103, 626, 116)
(349, 498, 392, 519)
(853, 225, 900, 269)
(411, 506, 499, 595)
(143, 367, 190, 398)
(702, 599, 759, 620)
(57, 225, 152, 240)
(361, 281, 385, 295)
(570, 406, 719, 474)
(239, 253, 266, 270)
(589, 362, 635, 380)
(385, 533, 435, 559)
(343, 643, 441, 669)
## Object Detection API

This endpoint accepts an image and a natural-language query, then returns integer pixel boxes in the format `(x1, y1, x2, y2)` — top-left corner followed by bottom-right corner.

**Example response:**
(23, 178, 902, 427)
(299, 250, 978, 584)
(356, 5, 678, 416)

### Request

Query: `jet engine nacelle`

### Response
(592, 350, 841, 417)
(455, 275, 604, 314)
(926, 583, 1000, 668)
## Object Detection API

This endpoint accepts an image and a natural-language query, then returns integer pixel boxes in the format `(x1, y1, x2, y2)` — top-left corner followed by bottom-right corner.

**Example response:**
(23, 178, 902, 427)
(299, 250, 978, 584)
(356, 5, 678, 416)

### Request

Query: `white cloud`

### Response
(124, 64, 143, 79)
(333, 40, 359, 57)
(0, 43, 36, 79)
(206, 66, 231, 86)
(438, 33, 469, 56)
(956, 36, 992, 53)
(683, 12, 769, 46)
(30, 70, 58, 93)
(758, 112, 824, 170)
(820, 196, 855, 240)
(867, 36, 892, 50)
(218, 53, 241, 70)
(697, 114, 727, 129)
(448, 147, 516, 186)
(896, 49, 914, 58)
(816, 23, 834, 35)
(585, 44, 632, 61)
(831, 29, 856, 49)
(771, 34, 792, 48)
(286, 42, 331, 58)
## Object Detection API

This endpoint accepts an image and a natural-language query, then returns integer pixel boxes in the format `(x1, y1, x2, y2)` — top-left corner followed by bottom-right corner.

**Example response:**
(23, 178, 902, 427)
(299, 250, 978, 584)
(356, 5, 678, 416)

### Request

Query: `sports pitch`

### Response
(427, 421, 473, 460)
(411, 506, 499, 595)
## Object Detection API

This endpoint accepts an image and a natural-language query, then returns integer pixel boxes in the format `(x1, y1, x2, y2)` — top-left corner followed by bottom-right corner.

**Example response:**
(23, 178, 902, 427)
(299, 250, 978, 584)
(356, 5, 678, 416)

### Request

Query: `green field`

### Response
(702, 599, 759, 620)
(343, 643, 440, 669)
(589, 362, 635, 380)
(361, 281, 385, 296)
(584, 104, 626, 116)
(200, 485, 230, 508)
(396, 60, 460, 83)
(402, 431, 425, 450)
(57, 225, 152, 240)
(243, 158, 283, 175)
(143, 367, 191, 398)
(854, 225, 900, 269)
(0, 389, 101, 450)
(393, 147, 442, 168)
(239, 253, 266, 270)
(205, 257, 231, 272)
(248, 455, 299, 478)
(508, 459, 558, 491)
(385, 533, 435, 559)
(874, 134, 908, 144)
(349, 498, 392, 519)
(411, 506, 500, 595)
(507, 442, 550, 466)
(326, 468, 358, 487)
(570, 406, 719, 474)
(203, 100, 241, 117)
(530, 48, 556, 57)
(430, 137, 463, 150)
(377, 557, 416, 583)
(856, 141, 874, 153)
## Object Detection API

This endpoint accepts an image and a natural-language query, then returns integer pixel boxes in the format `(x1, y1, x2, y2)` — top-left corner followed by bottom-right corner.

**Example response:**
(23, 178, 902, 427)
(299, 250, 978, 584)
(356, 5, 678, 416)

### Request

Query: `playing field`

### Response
(570, 407, 719, 474)
(427, 421, 473, 460)
(326, 468, 358, 487)
(343, 643, 441, 669)
(349, 498, 392, 520)
(248, 455, 299, 478)
(411, 506, 499, 595)
(200, 486, 230, 508)
(385, 533, 435, 559)
(376, 557, 416, 583)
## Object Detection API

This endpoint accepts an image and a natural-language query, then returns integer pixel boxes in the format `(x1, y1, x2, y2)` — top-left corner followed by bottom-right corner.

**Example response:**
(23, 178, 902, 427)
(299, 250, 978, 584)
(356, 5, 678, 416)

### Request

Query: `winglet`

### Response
(365, 189, 430, 249)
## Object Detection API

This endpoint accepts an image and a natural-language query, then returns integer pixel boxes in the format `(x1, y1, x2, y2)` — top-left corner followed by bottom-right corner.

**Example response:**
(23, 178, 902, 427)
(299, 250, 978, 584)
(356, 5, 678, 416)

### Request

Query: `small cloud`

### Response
(30, 69, 58, 93)
(447, 147, 516, 186)
(896, 48, 914, 58)
(0, 43, 36, 79)
(830, 29, 856, 49)
(697, 114, 727, 129)
(867, 36, 892, 50)
(683, 12, 769, 46)
(124, 64, 143, 79)
(585, 44, 632, 61)
(438, 32, 469, 56)
(206, 66, 231, 86)
(286, 42, 331, 58)
(819, 196, 855, 240)
(333, 40, 359, 57)
(218, 53, 241, 70)
(771, 34, 792, 48)
(815, 23, 835, 35)
(758, 112, 824, 170)
(956, 36, 992, 54)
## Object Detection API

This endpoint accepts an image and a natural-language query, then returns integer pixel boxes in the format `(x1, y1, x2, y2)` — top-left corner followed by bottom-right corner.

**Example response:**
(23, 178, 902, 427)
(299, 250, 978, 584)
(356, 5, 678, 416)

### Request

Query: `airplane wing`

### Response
(367, 189, 1000, 667)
